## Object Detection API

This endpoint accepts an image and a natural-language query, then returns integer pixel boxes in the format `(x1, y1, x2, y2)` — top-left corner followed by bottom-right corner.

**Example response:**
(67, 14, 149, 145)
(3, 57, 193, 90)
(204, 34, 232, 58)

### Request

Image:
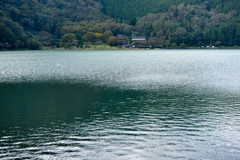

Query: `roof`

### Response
(132, 37, 146, 41)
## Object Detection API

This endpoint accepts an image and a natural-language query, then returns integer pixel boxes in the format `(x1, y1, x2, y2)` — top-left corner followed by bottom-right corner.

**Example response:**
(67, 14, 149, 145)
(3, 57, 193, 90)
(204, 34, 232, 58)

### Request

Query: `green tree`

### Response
(95, 33, 104, 42)
(0, 23, 16, 48)
(108, 36, 118, 46)
(29, 39, 41, 50)
(103, 31, 113, 43)
(60, 33, 77, 48)
(180, 43, 186, 48)
(83, 32, 96, 43)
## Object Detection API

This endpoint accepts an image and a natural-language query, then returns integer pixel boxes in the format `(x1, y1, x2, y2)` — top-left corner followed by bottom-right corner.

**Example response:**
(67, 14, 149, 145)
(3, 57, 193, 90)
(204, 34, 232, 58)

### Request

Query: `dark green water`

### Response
(0, 50, 240, 159)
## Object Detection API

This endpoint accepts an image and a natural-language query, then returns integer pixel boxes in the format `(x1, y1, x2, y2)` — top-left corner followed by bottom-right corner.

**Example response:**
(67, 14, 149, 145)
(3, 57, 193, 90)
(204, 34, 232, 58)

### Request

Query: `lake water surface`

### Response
(0, 50, 240, 159)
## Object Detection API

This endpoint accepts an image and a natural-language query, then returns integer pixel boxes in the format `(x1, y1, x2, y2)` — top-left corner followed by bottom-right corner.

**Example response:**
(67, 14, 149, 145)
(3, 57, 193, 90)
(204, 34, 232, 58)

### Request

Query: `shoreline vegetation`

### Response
(1, 45, 240, 52)
(39, 45, 240, 50)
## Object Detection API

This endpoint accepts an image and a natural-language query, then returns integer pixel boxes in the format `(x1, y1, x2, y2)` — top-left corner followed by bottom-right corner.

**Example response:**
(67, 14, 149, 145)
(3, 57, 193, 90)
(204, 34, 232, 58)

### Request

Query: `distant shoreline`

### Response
(1, 46, 240, 51)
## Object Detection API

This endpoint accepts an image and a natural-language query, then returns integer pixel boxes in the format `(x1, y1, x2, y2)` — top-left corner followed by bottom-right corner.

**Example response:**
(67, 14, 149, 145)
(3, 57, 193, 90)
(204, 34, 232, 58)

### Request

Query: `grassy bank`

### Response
(41, 45, 120, 50)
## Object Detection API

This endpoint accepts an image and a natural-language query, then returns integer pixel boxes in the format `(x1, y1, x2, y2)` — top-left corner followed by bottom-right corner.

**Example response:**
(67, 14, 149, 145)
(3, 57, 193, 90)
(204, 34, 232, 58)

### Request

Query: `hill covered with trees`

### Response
(97, 0, 240, 21)
(135, 4, 240, 47)
(0, 0, 132, 49)
(0, 0, 240, 49)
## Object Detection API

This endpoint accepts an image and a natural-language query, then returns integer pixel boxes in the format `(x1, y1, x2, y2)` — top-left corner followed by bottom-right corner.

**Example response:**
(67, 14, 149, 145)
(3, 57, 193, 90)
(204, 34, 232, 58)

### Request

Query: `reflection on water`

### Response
(0, 50, 240, 159)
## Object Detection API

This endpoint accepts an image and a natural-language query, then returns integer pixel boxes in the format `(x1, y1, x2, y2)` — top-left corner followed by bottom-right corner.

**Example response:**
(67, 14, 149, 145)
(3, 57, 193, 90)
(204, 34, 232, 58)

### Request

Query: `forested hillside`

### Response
(96, 0, 240, 21)
(0, 0, 240, 49)
(0, 0, 132, 49)
(135, 4, 240, 47)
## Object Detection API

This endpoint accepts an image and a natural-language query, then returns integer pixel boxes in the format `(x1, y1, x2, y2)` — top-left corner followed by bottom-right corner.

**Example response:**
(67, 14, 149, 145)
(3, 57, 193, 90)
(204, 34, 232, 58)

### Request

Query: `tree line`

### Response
(0, 0, 240, 49)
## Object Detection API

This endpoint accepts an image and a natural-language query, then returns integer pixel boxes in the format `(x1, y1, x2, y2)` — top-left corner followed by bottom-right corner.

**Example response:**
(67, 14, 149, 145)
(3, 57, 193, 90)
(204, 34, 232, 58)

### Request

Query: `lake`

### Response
(0, 49, 240, 159)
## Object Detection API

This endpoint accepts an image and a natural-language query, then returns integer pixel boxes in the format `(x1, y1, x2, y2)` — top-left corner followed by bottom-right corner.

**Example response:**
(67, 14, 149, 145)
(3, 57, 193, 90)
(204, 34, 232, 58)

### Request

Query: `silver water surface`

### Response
(0, 50, 240, 159)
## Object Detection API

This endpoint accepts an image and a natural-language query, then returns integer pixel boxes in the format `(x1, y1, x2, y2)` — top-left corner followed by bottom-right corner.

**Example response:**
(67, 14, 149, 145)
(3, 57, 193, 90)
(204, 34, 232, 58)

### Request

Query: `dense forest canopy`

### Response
(96, 0, 240, 21)
(0, 0, 240, 49)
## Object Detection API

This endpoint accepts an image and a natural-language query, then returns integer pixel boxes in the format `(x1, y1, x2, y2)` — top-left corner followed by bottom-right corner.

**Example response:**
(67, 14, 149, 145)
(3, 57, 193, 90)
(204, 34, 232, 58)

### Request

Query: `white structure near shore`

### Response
(132, 37, 146, 42)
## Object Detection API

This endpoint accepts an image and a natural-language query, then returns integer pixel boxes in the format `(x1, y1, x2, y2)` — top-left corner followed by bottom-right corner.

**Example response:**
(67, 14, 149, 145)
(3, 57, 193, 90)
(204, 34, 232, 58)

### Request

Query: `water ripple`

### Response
(0, 50, 240, 159)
